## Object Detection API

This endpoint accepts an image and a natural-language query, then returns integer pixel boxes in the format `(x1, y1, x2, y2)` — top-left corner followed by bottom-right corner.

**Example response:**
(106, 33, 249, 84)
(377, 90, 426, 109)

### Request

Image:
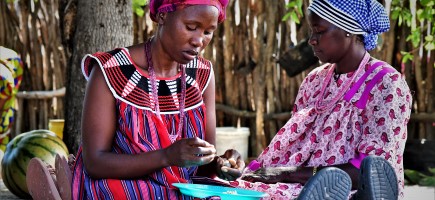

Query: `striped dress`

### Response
(71, 48, 213, 200)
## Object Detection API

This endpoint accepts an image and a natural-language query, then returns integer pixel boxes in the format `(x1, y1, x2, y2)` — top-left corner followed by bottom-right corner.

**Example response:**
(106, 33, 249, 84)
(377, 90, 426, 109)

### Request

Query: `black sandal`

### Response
(353, 155, 398, 200)
(298, 167, 352, 200)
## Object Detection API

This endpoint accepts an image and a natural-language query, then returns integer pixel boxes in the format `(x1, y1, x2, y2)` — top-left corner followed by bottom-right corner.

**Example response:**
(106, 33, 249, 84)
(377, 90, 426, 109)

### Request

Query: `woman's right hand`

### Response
(241, 167, 297, 184)
(164, 137, 216, 167)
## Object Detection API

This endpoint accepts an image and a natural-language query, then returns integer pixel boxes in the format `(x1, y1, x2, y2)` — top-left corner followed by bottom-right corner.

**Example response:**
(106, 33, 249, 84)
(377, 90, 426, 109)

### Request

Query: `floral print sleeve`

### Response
(357, 66, 412, 199)
(292, 68, 324, 114)
(292, 77, 310, 114)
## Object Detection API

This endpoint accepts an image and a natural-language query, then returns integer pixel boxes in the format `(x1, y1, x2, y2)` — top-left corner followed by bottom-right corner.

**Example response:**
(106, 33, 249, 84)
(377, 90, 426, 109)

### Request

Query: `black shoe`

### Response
(353, 155, 398, 200)
(298, 167, 352, 200)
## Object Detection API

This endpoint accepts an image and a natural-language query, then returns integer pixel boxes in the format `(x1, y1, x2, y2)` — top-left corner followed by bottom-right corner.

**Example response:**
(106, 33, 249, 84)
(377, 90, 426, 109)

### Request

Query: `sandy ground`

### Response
(0, 178, 434, 200)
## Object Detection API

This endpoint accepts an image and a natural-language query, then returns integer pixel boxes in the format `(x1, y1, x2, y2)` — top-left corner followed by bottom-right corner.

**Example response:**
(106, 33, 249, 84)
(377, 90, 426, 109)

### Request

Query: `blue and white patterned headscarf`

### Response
(308, 0, 390, 51)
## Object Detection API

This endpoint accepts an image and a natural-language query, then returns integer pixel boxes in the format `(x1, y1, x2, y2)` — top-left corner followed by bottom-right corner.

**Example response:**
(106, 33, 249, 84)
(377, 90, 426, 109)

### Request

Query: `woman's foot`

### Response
(26, 154, 73, 200)
(353, 155, 398, 200)
(26, 157, 61, 200)
(55, 154, 72, 200)
(297, 167, 352, 200)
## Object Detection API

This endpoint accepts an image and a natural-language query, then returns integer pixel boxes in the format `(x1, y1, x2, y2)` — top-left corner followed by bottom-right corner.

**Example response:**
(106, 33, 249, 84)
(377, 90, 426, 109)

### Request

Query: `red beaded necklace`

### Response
(145, 38, 186, 143)
(314, 52, 370, 113)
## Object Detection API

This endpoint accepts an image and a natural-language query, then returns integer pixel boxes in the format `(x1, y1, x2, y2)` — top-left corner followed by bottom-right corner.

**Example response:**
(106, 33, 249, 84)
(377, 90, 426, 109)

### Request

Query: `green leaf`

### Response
(428, 168, 435, 175)
(425, 35, 434, 42)
(282, 12, 292, 21)
(417, 9, 424, 20)
(133, 0, 147, 6)
(135, 8, 145, 17)
(406, 30, 421, 47)
(391, 10, 400, 20)
(297, 7, 304, 17)
(284, 0, 304, 22)
(290, 12, 300, 24)
(421, 0, 431, 6)
(132, 0, 148, 16)
(297, 0, 303, 7)
(405, 169, 422, 184)
(403, 10, 412, 27)
(425, 42, 435, 51)
(401, 51, 414, 64)
(420, 0, 435, 7)
(419, 177, 435, 186)
(286, 2, 296, 8)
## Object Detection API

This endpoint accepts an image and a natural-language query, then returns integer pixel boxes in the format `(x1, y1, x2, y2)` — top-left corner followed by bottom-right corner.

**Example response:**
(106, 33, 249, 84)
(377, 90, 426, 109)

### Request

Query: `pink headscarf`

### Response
(149, 0, 229, 23)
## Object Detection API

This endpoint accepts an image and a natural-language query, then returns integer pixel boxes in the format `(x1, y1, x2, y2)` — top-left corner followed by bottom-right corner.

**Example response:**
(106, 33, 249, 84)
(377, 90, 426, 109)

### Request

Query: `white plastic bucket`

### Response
(215, 127, 250, 160)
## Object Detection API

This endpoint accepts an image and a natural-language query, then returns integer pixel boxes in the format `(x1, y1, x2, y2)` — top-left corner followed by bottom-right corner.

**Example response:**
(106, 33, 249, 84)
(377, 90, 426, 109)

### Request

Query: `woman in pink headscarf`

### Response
(27, 0, 245, 199)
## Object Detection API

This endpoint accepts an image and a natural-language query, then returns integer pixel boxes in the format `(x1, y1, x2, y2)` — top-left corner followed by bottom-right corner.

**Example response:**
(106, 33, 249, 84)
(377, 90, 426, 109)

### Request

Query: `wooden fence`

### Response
(2, 0, 434, 156)
(12, 88, 65, 137)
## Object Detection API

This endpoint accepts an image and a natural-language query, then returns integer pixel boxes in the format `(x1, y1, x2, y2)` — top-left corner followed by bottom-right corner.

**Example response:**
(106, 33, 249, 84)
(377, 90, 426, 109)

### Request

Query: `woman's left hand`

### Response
(216, 149, 245, 181)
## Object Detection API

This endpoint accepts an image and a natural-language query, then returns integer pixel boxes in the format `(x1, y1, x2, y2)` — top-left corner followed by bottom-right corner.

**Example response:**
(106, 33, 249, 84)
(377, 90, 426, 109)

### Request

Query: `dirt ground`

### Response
(0, 179, 23, 200)
(1, 177, 434, 200)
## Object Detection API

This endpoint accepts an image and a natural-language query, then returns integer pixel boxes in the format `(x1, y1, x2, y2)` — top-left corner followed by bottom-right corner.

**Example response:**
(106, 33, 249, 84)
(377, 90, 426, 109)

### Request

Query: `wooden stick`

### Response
(16, 87, 65, 99)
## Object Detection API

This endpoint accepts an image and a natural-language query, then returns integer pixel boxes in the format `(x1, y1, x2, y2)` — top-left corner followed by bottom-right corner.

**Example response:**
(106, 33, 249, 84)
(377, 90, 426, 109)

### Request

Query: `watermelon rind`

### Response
(1, 129, 69, 198)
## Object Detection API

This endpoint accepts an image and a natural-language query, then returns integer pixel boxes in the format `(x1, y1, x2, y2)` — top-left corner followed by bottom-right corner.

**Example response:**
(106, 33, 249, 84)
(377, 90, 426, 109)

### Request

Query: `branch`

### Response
(410, 113, 435, 123)
(16, 87, 66, 99)
(217, 104, 435, 123)
(216, 104, 292, 120)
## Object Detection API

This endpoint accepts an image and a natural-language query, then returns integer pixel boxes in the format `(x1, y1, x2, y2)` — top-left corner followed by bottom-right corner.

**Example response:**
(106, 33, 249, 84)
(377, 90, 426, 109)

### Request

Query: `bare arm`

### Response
(196, 72, 217, 177)
(81, 65, 215, 179)
(203, 72, 216, 146)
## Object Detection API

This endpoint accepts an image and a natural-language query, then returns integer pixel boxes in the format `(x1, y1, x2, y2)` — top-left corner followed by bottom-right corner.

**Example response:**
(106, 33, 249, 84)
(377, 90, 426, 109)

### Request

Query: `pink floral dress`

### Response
(231, 58, 412, 200)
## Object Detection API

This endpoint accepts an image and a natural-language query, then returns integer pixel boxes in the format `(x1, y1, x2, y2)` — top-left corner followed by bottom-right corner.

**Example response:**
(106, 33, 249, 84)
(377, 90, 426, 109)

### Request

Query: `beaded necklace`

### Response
(145, 38, 186, 143)
(314, 52, 370, 113)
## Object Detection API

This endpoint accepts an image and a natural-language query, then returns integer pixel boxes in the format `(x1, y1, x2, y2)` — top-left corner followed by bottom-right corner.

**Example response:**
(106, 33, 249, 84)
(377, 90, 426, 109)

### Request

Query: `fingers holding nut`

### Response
(223, 160, 231, 167)
(228, 158, 238, 168)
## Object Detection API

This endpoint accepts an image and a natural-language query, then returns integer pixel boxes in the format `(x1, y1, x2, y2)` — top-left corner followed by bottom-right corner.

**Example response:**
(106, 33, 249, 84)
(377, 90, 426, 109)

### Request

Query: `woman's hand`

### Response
(241, 166, 297, 184)
(164, 137, 216, 167)
(216, 149, 245, 181)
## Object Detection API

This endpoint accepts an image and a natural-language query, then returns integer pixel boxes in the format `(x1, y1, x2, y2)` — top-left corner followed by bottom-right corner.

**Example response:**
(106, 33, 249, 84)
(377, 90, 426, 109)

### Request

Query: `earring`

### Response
(346, 33, 351, 37)
(158, 13, 164, 25)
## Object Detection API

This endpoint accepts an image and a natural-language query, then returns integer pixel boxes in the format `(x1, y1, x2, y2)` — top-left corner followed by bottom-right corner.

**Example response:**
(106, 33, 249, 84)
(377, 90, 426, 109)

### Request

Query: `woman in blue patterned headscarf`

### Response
(230, 0, 411, 200)
(308, 0, 390, 51)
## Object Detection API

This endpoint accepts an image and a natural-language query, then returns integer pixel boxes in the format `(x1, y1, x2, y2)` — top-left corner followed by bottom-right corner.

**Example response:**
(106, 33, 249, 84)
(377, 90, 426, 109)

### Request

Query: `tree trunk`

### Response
(265, 1, 279, 142)
(252, 0, 268, 156)
(0, 1, 22, 52)
(63, 0, 133, 153)
(426, 51, 434, 138)
(223, 0, 238, 125)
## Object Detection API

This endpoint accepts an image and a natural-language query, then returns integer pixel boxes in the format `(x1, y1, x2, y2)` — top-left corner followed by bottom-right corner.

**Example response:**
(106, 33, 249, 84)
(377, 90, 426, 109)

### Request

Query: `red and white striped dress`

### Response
(71, 48, 213, 200)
